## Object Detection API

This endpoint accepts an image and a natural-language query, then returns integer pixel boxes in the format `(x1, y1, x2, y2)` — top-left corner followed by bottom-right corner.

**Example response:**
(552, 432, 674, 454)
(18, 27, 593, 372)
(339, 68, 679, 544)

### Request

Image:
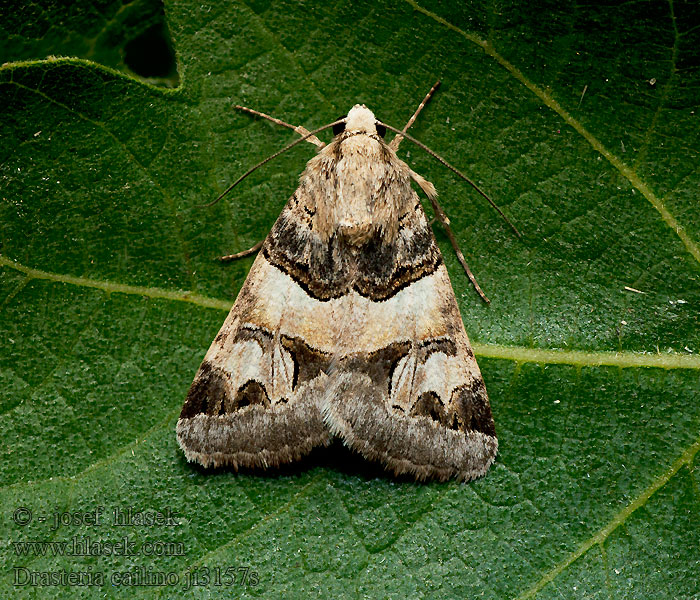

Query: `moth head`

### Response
(335, 104, 386, 138)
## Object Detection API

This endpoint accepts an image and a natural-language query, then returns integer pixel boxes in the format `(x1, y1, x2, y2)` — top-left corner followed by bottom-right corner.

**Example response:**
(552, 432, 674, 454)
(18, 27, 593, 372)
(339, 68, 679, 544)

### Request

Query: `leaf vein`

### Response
(158, 474, 324, 599)
(4, 74, 197, 289)
(3, 253, 698, 370)
(513, 432, 700, 599)
(0, 407, 181, 492)
(403, 0, 700, 265)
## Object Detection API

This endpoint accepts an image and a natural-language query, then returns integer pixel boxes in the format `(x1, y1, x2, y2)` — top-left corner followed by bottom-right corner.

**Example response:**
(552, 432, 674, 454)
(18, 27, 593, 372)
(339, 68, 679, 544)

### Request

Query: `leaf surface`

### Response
(1, 1, 699, 598)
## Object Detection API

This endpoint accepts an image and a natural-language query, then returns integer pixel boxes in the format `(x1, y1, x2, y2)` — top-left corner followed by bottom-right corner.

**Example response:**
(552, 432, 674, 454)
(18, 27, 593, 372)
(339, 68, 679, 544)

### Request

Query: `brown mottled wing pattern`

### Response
(320, 259, 498, 482)
(177, 124, 497, 481)
(175, 237, 335, 469)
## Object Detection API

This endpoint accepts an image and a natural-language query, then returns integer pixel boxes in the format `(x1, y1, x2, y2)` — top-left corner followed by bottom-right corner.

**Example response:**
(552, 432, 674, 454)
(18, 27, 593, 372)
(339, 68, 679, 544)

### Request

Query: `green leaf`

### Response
(1, 1, 699, 598)
(0, 0, 178, 86)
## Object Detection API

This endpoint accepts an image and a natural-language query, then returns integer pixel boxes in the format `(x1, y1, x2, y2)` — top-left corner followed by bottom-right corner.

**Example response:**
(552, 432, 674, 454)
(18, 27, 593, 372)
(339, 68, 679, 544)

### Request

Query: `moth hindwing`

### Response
(176, 103, 497, 482)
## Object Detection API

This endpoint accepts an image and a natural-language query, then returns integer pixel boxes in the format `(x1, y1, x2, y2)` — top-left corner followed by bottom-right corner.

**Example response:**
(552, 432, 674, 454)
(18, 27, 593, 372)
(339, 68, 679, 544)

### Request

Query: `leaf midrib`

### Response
(2, 253, 698, 370)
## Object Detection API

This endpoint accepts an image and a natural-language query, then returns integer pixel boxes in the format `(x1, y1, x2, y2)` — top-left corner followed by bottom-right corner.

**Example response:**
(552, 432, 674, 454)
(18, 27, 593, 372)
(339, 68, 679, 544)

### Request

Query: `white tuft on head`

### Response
(344, 104, 377, 134)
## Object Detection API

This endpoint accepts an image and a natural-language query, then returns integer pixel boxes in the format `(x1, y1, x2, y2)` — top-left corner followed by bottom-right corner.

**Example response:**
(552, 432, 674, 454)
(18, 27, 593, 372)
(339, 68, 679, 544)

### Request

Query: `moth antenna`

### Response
(379, 122, 522, 238)
(390, 80, 441, 152)
(234, 105, 325, 148)
(203, 119, 346, 208)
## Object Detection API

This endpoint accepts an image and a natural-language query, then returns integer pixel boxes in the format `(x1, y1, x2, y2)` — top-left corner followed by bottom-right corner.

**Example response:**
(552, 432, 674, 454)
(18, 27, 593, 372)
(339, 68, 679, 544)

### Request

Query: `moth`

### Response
(177, 83, 516, 481)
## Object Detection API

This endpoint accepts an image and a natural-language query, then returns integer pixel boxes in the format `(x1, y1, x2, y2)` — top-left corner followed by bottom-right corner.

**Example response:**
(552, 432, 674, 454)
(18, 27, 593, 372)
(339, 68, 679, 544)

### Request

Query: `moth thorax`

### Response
(334, 151, 391, 246)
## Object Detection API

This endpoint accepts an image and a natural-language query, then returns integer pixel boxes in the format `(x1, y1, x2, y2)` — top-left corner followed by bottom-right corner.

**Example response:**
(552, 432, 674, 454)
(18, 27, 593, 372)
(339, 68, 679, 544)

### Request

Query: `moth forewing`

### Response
(177, 102, 497, 481)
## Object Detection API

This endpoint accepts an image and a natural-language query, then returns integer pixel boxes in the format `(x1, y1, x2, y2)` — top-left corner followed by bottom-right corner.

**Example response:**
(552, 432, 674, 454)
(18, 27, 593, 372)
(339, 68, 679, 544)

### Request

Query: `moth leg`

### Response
(234, 105, 325, 148)
(218, 240, 263, 262)
(427, 194, 490, 304)
(389, 80, 441, 152)
(410, 170, 490, 304)
(390, 80, 490, 302)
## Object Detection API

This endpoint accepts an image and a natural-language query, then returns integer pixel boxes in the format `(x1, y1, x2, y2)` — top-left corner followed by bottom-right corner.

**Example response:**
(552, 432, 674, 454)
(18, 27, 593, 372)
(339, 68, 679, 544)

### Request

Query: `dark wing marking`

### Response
(321, 264, 497, 482)
(176, 252, 333, 470)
